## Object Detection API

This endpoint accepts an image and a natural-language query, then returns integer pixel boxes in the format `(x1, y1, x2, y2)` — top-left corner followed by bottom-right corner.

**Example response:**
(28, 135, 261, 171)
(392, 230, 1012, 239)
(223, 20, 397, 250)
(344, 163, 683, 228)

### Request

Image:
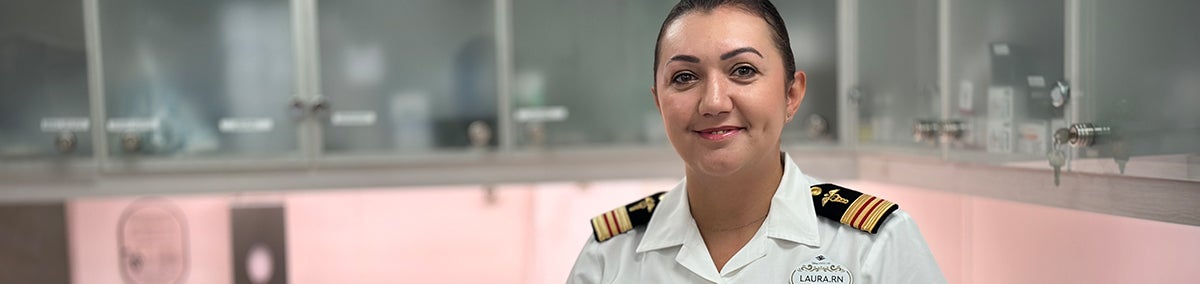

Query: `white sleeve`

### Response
(565, 236, 603, 284)
(861, 210, 948, 284)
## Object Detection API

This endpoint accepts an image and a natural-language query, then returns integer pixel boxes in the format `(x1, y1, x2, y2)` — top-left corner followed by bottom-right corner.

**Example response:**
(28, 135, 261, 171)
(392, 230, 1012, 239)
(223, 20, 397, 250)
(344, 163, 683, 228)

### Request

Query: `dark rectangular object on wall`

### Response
(0, 203, 71, 284)
(231, 205, 288, 284)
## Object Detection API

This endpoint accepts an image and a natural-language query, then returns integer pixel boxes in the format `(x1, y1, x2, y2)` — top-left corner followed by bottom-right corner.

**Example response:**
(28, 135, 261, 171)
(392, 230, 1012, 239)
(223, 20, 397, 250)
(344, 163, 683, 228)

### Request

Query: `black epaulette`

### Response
(591, 192, 667, 242)
(810, 183, 899, 234)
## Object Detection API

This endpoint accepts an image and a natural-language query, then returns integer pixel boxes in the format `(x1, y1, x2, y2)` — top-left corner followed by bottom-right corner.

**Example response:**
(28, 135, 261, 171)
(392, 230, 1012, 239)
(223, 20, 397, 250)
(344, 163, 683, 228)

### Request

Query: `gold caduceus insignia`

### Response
(821, 189, 850, 207)
(629, 196, 657, 212)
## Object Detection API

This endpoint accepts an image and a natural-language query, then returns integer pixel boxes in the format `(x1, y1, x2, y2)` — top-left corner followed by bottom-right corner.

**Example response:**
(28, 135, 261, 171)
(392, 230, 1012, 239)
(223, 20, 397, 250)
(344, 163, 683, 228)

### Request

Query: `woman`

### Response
(567, 0, 945, 283)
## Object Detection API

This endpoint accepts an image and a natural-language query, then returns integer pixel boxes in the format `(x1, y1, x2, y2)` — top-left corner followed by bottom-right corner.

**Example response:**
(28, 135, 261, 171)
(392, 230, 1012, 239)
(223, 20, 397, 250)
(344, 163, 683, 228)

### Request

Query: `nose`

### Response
(698, 77, 733, 117)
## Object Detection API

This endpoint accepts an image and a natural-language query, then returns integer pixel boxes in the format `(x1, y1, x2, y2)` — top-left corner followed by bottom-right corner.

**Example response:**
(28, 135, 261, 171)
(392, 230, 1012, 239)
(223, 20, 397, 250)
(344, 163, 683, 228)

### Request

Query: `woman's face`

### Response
(653, 7, 805, 177)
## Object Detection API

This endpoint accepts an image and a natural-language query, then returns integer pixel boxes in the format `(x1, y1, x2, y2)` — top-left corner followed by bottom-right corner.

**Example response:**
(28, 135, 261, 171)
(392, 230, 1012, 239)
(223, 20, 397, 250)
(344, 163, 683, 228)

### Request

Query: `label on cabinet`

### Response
(1017, 122, 1048, 155)
(987, 87, 1014, 120)
(991, 44, 1010, 56)
(987, 120, 1013, 154)
(331, 111, 377, 127)
(514, 106, 569, 123)
(1026, 76, 1046, 88)
(219, 118, 274, 133)
(957, 81, 974, 114)
(106, 118, 160, 133)
(40, 117, 90, 132)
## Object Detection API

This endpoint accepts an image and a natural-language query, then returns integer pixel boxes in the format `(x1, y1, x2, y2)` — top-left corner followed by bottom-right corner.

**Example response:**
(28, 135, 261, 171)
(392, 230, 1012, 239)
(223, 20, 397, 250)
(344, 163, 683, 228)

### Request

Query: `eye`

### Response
(672, 72, 698, 85)
(731, 65, 758, 78)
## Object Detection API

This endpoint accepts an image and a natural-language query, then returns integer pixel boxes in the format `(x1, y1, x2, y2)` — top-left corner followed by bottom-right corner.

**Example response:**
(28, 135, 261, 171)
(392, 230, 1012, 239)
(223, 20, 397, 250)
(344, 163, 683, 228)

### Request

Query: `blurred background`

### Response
(1, 0, 1198, 283)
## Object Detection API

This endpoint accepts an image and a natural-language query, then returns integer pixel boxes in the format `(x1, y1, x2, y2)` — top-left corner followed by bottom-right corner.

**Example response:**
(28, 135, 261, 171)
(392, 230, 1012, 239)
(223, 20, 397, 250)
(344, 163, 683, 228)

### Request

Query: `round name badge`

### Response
(791, 254, 853, 284)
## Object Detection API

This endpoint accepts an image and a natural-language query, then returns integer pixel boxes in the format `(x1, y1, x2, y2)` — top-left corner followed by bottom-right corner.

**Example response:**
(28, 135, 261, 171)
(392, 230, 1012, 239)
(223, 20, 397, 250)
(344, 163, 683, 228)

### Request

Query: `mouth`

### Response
(693, 126, 745, 141)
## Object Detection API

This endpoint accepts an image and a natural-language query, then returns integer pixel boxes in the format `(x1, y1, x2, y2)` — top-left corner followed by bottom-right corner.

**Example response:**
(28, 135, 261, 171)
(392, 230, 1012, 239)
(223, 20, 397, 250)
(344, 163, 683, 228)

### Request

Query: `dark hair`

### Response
(653, 0, 796, 85)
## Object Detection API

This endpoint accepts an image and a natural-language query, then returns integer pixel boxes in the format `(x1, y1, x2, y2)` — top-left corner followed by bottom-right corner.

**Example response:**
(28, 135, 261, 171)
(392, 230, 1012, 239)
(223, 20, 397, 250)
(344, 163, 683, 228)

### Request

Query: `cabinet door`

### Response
(1071, 0, 1200, 182)
(943, 0, 1065, 163)
(317, 0, 497, 155)
(0, 0, 92, 165)
(852, 0, 941, 151)
(775, 0, 840, 144)
(99, 0, 299, 160)
(509, 0, 674, 148)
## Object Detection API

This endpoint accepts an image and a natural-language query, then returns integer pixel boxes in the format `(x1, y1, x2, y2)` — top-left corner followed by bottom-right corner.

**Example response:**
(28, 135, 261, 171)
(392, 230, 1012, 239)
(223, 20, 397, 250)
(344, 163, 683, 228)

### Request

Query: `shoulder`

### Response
(809, 183, 900, 234)
(590, 191, 667, 242)
(571, 192, 669, 283)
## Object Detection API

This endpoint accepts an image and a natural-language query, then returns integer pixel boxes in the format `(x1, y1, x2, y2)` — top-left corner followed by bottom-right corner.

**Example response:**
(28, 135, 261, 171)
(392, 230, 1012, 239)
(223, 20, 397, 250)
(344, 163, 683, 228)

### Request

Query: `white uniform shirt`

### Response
(567, 153, 946, 284)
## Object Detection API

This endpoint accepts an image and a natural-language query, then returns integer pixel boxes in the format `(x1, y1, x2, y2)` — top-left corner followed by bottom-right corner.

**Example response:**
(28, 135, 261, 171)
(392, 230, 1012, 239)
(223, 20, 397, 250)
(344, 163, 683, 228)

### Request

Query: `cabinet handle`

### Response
(468, 120, 492, 149)
(805, 114, 830, 139)
(54, 131, 77, 154)
(1051, 81, 1070, 108)
(913, 120, 967, 144)
(289, 98, 308, 119)
(939, 120, 966, 143)
(310, 97, 329, 115)
(288, 97, 330, 118)
(120, 133, 142, 153)
(913, 120, 939, 143)
(1054, 123, 1111, 148)
(847, 87, 863, 106)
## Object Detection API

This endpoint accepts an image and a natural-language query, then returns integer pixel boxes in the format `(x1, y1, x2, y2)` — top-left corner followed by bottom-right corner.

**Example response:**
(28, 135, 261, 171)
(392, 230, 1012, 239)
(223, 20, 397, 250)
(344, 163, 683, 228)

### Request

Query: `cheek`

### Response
(658, 95, 695, 123)
(741, 87, 788, 123)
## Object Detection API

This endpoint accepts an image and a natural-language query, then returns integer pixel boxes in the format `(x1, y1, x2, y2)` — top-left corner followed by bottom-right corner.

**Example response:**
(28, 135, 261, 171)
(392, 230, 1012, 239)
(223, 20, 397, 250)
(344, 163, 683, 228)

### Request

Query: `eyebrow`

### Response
(668, 55, 700, 64)
(720, 47, 763, 61)
(667, 47, 764, 65)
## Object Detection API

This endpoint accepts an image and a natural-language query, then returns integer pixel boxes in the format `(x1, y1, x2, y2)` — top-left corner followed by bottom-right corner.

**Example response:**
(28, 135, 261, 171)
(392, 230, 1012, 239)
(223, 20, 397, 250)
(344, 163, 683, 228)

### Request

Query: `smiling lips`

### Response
(694, 126, 745, 141)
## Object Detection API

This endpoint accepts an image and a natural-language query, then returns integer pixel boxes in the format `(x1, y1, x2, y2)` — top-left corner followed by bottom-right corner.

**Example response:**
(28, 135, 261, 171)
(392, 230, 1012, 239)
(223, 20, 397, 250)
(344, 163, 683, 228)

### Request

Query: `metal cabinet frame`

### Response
(0, 0, 1196, 227)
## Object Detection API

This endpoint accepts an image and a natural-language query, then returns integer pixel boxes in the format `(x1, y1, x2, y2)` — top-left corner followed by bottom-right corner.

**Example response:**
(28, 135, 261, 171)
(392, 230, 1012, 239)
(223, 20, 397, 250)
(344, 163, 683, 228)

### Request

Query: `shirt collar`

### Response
(636, 177, 694, 253)
(636, 152, 822, 253)
(765, 152, 822, 246)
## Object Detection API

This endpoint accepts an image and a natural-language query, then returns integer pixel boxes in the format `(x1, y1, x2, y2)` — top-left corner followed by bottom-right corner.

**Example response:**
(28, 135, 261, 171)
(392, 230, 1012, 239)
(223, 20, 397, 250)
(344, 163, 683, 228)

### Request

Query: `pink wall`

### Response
(66, 180, 672, 284)
(67, 179, 1200, 284)
(286, 185, 533, 284)
(841, 180, 1200, 284)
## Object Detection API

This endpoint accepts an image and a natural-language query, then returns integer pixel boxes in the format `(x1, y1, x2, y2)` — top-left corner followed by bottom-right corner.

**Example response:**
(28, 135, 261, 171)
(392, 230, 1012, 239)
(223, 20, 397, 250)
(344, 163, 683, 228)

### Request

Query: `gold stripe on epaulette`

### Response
(593, 207, 635, 242)
(841, 195, 872, 225)
(859, 198, 885, 228)
(592, 214, 611, 241)
(614, 207, 633, 233)
(604, 211, 618, 238)
(862, 199, 895, 232)
(591, 192, 667, 242)
(839, 194, 897, 232)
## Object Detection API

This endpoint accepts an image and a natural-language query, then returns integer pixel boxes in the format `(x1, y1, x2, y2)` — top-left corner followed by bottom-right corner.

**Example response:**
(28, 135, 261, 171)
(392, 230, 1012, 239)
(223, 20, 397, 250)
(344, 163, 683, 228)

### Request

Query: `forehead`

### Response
(659, 7, 776, 59)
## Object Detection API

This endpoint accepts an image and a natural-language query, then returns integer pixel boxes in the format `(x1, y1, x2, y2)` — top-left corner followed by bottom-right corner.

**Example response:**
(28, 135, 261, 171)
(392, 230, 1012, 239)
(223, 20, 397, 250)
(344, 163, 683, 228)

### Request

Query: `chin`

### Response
(687, 152, 748, 177)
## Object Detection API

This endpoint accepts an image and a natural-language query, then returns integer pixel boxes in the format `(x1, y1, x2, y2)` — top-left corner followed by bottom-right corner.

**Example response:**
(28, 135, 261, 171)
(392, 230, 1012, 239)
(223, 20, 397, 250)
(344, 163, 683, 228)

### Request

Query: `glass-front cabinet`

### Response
(944, 0, 1064, 161)
(0, 0, 92, 175)
(934, 0, 1200, 183)
(1, 0, 1196, 191)
(317, 0, 497, 156)
(842, 0, 1199, 184)
(510, 0, 673, 149)
(1068, 0, 1200, 182)
(851, 0, 940, 152)
(939, 0, 1072, 186)
(98, 0, 301, 164)
(776, 0, 840, 144)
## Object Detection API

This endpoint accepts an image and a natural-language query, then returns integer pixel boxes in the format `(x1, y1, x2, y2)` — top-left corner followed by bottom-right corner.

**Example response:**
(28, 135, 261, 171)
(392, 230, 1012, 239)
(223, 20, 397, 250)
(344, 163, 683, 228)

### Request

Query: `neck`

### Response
(686, 152, 785, 232)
